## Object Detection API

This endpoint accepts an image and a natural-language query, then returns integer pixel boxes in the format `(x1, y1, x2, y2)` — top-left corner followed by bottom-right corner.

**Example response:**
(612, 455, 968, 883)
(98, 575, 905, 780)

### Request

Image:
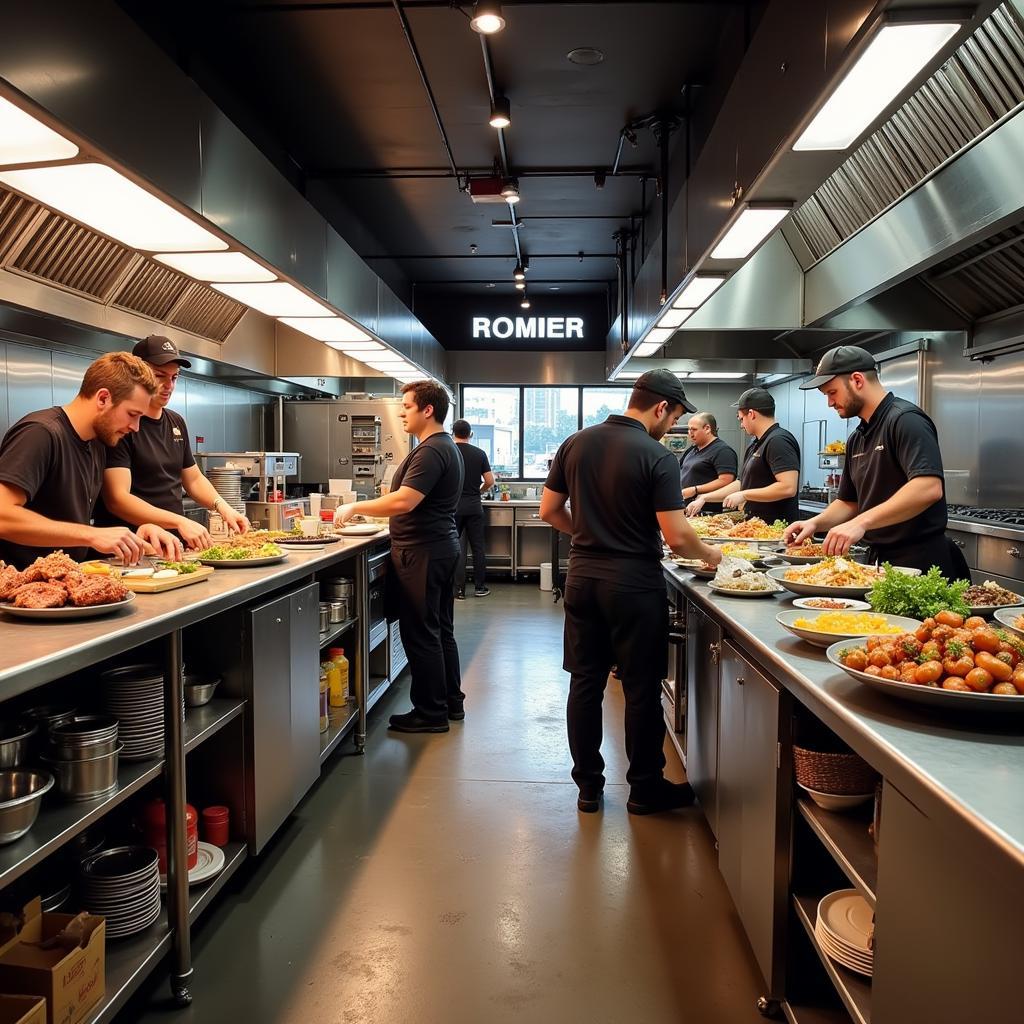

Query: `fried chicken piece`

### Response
(64, 575, 128, 607)
(0, 565, 26, 601)
(20, 551, 80, 583)
(11, 581, 69, 609)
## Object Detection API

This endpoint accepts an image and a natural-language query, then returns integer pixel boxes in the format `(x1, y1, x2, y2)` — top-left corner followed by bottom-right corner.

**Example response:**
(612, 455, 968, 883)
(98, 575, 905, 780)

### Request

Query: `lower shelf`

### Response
(89, 842, 247, 1024)
(320, 705, 358, 764)
(783, 998, 853, 1024)
(367, 676, 389, 712)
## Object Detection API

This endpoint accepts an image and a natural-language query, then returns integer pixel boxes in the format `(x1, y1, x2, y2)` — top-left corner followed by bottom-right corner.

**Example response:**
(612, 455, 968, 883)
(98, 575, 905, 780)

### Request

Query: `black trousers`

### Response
(455, 510, 487, 588)
(391, 545, 464, 720)
(867, 534, 971, 581)
(561, 575, 669, 797)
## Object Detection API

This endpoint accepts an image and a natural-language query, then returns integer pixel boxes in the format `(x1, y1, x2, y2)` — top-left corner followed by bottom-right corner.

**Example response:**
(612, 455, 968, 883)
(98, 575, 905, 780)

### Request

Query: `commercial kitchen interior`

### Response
(0, 2, 1023, 1023)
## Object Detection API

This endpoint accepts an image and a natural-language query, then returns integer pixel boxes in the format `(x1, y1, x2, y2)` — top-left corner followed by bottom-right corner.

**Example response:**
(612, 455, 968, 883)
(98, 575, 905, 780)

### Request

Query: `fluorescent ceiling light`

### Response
(0, 163, 227, 252)
(336, 343, 385, 354)
(686, 372, 748, 380)
(759, 372, 789, 384)
(0, 96, 79, 165)
(154, 251, 275, 282)
(212, 281, 333, 317)
(710, 207, 789, 260)
(657, 307, 693, 330)
(635, 340, 663, 358)
(793, 21, 961, 151)
(672, 274, 727, 308)
(616, 371, 641, 379)
(675, 372, 690, 379)
(645, 326, 676, 346)
(281, 317, 372, 342)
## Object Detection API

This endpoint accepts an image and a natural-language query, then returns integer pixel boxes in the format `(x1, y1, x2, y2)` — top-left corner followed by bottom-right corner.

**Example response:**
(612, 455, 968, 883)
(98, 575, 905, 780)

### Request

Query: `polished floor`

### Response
(126, 583, 766, 1023)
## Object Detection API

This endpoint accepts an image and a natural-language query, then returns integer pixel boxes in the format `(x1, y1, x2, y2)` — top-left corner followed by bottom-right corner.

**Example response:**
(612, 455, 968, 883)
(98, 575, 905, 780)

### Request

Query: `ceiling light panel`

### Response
(686, 372, 748, 380)
(635, 340, 663, 358)
(334, 343, 385, 354)
(154, 252, 276, 282)
(281, 317, 372, 342)
(657, 307, 693, 330)
(0, 96, 79, 165)
(793, 21, 960, 151)
(645, 327, 676, 346)
(470, 1, 505, 34)
(673, 275, 727, 308)
(0, 163, 227, 252)
(710, 207, 790, 260)
(212, 281, 333, 317)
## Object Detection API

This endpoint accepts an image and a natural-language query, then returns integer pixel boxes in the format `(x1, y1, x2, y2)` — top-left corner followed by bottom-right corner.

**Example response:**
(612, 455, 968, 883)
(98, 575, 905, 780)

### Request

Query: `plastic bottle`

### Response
(319, 667, 329, 733)
(323, 656, 342, 709)
(328, 647, 349, 705)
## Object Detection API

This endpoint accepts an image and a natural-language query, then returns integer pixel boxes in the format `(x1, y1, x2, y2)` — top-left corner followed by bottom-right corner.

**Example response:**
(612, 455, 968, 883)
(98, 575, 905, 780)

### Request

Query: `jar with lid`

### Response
(319, 667, 329, 733)
(143, 798, 198, 873)
(327, 647, 349, 705)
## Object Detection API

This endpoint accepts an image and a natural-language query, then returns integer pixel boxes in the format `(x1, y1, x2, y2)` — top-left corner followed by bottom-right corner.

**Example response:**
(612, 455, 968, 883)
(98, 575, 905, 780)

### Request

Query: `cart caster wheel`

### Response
(756, 996, 779, 1018)
(173, 986, 193, 1007)
(354, 745, 366, 756)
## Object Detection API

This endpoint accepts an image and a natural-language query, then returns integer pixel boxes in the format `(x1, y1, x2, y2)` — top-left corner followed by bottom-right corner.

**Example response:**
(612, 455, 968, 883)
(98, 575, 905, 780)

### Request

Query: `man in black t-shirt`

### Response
(541, 370, 722, 816)
(686, 388, 800, 524)
(784, 346, 969, 579)
(0, 352, 182, 568)
(679, 412, 737, 514)
(97, 336, 250, 548)
(452, 419, 495, 600)
(337, 381, 464, 732)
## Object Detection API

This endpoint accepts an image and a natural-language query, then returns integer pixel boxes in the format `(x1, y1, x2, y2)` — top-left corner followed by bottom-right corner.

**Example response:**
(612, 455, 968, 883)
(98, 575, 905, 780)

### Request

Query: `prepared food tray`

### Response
(0, 551, 135, 619)
(768, 558, 919, 598)
(777, 608, 921, 648)
(81, 559, 215, 593)
(961, 580, 1024, 617)
(194, 540, 288, 567)
(993, 607, 1024, 638)
(706, 556, 784, 597)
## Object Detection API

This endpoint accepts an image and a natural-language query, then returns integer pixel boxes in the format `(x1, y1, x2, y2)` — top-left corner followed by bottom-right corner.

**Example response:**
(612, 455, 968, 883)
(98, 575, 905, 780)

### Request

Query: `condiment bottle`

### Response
(319, 668, 329, 733)
(328, 647, 349, 705)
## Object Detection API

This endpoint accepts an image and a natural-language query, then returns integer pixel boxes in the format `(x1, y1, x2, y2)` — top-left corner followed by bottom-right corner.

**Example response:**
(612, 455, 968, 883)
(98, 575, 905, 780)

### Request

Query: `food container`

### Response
(183, 675, 220, 707)
(329, 599, 349, 623)
(793, 745, 878, 796)
(41, 743, 123, 802)
(47, 715, 119, 759)
(0, 770, 54, 844)
(142, 798, 198, 872)
(322, 578, 354, 601)
(319, 604, 330, 632)
(21, 705, 77, 733)
(201, 806, 230, 847)
(0, 721, 38, 769)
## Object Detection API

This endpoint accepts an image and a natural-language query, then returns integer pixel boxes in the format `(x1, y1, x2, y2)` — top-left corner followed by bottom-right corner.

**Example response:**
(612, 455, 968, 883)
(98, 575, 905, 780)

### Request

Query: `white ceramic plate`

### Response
(993, 606, 1024, 638)
(197, 553, 289, 568)
(792, 597, 872, 611)
(277, 536, 342, 547)
(706, 581, 782, 599)
(818, 890, 874, 953)
(337, 524, 385, 536)
(160, 842, 226, 889)
(0, 591, 136, 620)
(776, 609, 921, 649)
(797, 784, 874, 811)
(767, 564, 920, 598)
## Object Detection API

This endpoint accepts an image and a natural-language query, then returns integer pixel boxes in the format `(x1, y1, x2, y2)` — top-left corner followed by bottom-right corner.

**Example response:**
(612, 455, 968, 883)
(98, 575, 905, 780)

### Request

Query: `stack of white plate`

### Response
(100, 665, 168, 761)
(80, 846, 161, 939)
(815, 889, 874, 977)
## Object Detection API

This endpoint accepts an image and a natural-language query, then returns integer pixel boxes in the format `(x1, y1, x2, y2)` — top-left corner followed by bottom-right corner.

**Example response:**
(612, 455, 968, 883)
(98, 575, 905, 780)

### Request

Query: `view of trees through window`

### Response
(459, 385, 633, 479)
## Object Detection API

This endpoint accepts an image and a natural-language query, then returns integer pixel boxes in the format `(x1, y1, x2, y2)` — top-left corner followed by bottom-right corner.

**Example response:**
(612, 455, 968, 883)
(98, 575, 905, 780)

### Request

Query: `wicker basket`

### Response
(793, 745, 878, 795)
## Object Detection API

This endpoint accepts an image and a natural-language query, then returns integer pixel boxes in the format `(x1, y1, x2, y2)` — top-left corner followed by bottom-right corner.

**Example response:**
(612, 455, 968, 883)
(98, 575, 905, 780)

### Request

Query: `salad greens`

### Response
(200, 542, 282, 560)
(157, 560, 200, 574)
(867, 565, 969, 619)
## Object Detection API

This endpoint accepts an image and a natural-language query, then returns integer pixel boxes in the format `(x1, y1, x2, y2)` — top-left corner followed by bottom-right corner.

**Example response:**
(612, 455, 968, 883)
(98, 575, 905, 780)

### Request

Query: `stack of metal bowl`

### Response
(0, 770, 53, 844)
(41, 715, 122, 802)
(101, 665, 166, 761)
(80, 846, 161, 939)
(0, 720, 37, 769)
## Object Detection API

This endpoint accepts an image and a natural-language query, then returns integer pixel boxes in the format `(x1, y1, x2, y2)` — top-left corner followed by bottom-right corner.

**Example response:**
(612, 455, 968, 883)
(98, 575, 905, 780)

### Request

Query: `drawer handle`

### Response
(1009, 547, 1022, 559)
(709, 642, 720, 665)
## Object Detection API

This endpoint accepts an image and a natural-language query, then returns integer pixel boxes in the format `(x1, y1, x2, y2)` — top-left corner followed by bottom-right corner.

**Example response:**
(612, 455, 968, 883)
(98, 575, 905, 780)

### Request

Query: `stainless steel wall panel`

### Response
(325, 228, 378, 336)
(0, 344, 8, 437)
(50, 350, 91, 406)
(223, 387, 250, 453)
(284, 402, 331, 484)
(5, 342, 52, 425)
(977, 348, 1024, 505)
(927, 333, 981, 507)
(183, 379, 224, 455)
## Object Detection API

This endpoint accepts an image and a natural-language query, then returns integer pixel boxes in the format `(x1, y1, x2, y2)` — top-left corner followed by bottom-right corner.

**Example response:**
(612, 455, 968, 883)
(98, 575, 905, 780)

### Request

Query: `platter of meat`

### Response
(0, 551, 135, 620)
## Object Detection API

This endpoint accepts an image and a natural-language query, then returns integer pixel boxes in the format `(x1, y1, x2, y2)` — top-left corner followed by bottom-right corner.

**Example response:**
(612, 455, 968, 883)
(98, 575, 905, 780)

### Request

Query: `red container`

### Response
(202, 805, 230, 847)
(320, 509, 335, 522)
(143, 799, 198, 872)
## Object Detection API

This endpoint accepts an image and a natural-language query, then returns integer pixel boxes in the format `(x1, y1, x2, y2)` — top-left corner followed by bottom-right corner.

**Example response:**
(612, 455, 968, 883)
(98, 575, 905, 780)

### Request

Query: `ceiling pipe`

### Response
(652, 115, 679, 305)
(305, 166, 651, 179)
(229, 1, 744, 12)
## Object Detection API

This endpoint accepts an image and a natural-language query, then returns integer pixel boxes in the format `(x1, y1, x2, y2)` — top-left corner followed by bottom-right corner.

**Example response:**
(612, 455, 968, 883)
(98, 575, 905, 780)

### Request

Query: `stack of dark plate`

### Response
(80, 846, 161, 939)
(100, 665, 166, 761)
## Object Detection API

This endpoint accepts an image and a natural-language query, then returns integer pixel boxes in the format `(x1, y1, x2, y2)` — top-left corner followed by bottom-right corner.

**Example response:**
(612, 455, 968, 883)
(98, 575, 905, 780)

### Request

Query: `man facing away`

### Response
(452, 418, 495, 600)
(541, 370, 723, 815)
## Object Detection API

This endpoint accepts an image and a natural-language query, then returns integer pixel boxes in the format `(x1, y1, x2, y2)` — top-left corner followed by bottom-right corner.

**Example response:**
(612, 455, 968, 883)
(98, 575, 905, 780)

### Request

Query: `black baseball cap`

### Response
(634, 369, 697, 414)
(800, 345, 876, 389)
(132, 335, 191, 368)
(732, 387, 775, 414)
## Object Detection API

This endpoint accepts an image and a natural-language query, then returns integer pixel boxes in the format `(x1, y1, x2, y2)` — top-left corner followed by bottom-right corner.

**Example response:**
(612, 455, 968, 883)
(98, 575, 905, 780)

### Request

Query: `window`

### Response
(582, 387, 631, 428)
(461, 386, 520, 477)
(523, 387, 578, 479)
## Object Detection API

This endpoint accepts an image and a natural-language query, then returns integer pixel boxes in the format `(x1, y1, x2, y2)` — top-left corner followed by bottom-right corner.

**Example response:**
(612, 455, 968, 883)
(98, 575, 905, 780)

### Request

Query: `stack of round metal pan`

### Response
(81, 846, 161, 939)
(100, 665, 166, 761)
(207, 468, 246, 514)
(41, 715, 122, 802)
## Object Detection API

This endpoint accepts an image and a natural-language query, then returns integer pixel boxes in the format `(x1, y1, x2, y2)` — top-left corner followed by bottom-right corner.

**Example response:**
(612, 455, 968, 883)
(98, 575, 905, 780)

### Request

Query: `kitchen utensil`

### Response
(159, 841, 226, 890)
(0, 721, 37, 769)
(775, 609, 921, 649)
(48, 715, 119, 758)
(329, 599, 349, 623)
(0, 770, 54, 844)
(81, 845, 162, 939)
(41, 743, 123, 801)
(21, 705, 77, 733)
(102, 664, 165, 760)
(183, 676, 220, 707)
(319, 605, 330, 632)
(797, 784, 874, 811)
(322, 579, 354, 601)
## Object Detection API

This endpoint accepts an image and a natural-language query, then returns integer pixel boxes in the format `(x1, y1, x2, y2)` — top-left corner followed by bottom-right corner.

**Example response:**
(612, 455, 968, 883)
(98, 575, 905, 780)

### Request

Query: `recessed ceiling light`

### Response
(155, 251, 276, 283)
(657, 307, 692, 330)
(470, 1, 505, 35)
(489, 96, 512, 130)
(0, 96, 79, 165)
(635, 340, 663, 358)
(212, 282, 333, 317)
(567, 47, 605, 66)
(281, 317, 372, 342)
(686, 372, 748, 380)
(710, 206, 790, 260)
(672, 275, 727, 309)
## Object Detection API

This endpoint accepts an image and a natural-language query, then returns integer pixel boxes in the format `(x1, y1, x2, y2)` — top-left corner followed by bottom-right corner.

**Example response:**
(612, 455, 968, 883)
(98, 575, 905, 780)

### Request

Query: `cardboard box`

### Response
(0, 900, 104, 1024)
(0, 995, 46, 1024)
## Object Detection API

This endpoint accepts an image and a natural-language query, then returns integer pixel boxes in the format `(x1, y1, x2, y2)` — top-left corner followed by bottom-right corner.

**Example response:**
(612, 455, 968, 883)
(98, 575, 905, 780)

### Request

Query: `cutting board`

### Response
(120, 565, 215, 593)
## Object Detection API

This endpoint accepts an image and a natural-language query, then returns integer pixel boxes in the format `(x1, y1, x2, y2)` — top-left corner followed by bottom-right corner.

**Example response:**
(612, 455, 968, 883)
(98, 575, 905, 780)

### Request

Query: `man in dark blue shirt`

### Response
(452, 419, 495, 599)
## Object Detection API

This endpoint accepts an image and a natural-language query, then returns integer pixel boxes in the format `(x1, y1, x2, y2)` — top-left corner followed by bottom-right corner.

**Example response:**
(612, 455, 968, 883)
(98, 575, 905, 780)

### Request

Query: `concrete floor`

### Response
(125, 583, 766, 1023)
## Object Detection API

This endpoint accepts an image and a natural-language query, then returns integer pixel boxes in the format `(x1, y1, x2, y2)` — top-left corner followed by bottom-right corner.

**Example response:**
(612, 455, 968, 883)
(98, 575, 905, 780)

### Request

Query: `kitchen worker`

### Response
(336, 381, 464, 732)
(540, 369, 723, 816)
(784, 346, 970, 579)
(679, 412, 737, 514)
(452, 418, 495, 600)
(0, 352, 182, 568)
(97, 335, 250, 548)
(686, 388, 800, 523)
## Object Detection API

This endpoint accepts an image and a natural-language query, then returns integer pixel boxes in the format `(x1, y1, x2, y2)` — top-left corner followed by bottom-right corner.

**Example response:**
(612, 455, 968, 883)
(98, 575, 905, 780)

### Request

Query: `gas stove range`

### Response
(947, 506, 1024, 526)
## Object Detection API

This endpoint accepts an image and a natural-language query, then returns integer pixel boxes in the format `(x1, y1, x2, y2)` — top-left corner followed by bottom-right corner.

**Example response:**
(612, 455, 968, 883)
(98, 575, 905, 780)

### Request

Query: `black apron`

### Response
(866, 534, 971, 581)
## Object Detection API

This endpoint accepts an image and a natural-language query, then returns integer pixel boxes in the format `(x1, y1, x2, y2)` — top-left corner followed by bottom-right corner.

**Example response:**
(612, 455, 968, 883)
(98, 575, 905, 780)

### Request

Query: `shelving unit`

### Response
(783, 999, 853, 1024)
(320, 704, 358, 764)
(184, 698, 246, 755)
(367, 675, 389, 712)
(797, 799, 877, 907)
(319, 617, 357, 649)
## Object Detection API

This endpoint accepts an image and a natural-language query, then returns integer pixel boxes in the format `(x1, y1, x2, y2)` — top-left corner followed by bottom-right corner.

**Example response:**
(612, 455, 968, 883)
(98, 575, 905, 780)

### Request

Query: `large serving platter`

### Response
(966, 592, 1024, 618)
(197, 553, 289, 568)
(707, 581, 782, 599)
(767, 564, 920, 598)
(993, 606, 1024, 638)
(776, 608, 921, 649)
(0, 592, 136, 620)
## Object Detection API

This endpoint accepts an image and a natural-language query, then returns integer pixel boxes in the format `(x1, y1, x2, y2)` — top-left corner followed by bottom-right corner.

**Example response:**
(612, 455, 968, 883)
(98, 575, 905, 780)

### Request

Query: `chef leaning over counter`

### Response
(785, 345, 971, 580)
(0, 352, 182, 569)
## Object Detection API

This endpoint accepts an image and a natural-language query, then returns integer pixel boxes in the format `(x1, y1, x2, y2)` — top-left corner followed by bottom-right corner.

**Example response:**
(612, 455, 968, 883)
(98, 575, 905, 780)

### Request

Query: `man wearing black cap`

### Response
(686, 387, 800, 524)
(540, 369, 722, 816)
(784, 346, 969, 579)
(97, 335, 250, 548)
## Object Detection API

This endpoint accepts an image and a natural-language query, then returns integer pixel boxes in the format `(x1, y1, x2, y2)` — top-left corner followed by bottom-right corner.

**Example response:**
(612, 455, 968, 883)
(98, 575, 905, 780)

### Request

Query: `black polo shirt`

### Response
(838, 392, 947, 546)
(680, 437, 738, 511)
(0, 407, 105, 568)
(739, 422, 800, 523)
(95, 408, 195, 527)
(545, 414, 684, 590)
(455, 441, 491, 515)
(389, 432, 463, 556)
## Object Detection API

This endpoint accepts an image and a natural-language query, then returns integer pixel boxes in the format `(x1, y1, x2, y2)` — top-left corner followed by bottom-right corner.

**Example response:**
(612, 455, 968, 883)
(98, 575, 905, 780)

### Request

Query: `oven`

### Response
(662, 583, 687, 747)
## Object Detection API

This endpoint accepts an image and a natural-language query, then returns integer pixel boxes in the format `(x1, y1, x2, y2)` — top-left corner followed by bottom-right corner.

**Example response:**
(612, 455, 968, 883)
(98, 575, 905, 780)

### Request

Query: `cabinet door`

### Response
(289, 583, 321, 807)
(684, 602, 721, 836)
(716, 643, 745, 906)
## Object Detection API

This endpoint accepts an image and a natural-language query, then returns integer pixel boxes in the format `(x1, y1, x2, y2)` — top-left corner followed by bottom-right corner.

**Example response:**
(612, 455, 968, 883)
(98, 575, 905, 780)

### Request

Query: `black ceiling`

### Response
(119, 0, 758, 339)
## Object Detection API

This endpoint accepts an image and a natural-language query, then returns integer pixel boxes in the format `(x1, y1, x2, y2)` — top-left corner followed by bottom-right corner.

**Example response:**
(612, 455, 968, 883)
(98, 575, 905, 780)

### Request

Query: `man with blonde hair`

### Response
(0, 351, 182, 568)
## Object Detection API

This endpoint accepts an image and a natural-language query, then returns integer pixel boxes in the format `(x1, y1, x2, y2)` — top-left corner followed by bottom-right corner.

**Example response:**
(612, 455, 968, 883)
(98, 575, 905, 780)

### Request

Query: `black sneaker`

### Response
(626, 780, 695, 816)
(388, 710, 450, 734)
(474, 586, 491, 597)
(447, 702, 465, 721)
(577, 792, 603, 813)
(455, 587, 466, 601)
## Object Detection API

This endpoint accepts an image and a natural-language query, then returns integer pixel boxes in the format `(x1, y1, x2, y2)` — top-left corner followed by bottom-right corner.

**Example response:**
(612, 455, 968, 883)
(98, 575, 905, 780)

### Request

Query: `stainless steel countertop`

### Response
(663, 563, 1024, 868)
(0, 534, 390, 699)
